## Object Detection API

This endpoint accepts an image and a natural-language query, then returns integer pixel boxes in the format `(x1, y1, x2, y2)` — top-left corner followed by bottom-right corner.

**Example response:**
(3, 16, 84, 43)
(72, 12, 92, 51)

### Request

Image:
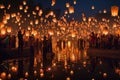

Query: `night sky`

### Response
(0, 0, 120, 21)
(33, 0, 120, 18)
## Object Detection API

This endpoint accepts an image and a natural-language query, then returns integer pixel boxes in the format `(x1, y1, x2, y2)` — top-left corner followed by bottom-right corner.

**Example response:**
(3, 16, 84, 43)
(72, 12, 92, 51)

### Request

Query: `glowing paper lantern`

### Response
(111, 6, 119, 17)
(91, 5, 95, 10)
(0, 28, 6, 35)
(51, 0, 56, 6)
(25, 31, 30, 36)
(38, 9, 43, 16)
(0, 4, 5, 9)
(11, 66, 18, 72)
(52, 18, 57, 23)
(66, 3, 70, 8)
(19, 5, 23, 10)
(7, 26, 12, 33)
(50, 11, 54, 16)
(5, 14, 10, 20)
(0, 22, 4, 29)
(0, 72, 6, 79)
(25, 72, 29, 77)
(103, 9, 107, 13)
(74, 0, 76, 5)
(35, 19, 39, 25)
(36, 6, 40, 11)
(69, 6, 74, 14)
(23, 1, 27, 5)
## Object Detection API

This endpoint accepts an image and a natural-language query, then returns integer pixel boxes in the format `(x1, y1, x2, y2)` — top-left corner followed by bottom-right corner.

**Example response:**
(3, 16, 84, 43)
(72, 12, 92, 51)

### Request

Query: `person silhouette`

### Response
(42, 36, 48, 68)
(18, 30, 24, 54)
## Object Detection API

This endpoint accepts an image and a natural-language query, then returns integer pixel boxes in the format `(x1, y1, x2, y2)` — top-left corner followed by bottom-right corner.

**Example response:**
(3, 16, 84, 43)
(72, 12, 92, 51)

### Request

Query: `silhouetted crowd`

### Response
(89, 32, 120, 49)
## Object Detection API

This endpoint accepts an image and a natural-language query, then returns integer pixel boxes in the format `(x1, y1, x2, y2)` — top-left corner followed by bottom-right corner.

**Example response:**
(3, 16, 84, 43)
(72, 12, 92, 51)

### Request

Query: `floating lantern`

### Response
(68, 41, 71, 48)
(23, 1, 27, 5)
(7, 26, 12, 33)
(35, 19, 39, 25)
(103, 9, 107, 13)
(2, 19, 7, 24)
(111, 6, 119, 17)
(7, 4, 11, 9)
(0, 4, 5, 9)
(91, 5, 95, 10)
(11, 13, 16, 18)
(49, 11, 54, 16)
(0, 22, 4, 29)
(25, 6, 29, 10)
(36, 6, 39, 11)
(113, 23, 117, 27)
(11, 66, 17, 72)
(5, 14, 10, 20)
(103, 73, 107, 78)
(74, 0, 76, 5)
(52, 18, 57, 23)
(34, 70, 37, 76)
(66, 3, 70, 8)
(64, 10, 68, 15)
(103, 30, 108, 35)
(0, 27, 6, 35)
(25, 31, 30, 37)
(66, 77, 71, 80)
(83, 17, 86, 21)
(7, 73, 11, 79)
(38, 9, 43, 16)
(69, 6, 74, 14)
(24, 9, 27, 13)
(19, 5, 23, 10)
(70, 70, 74, 75)
(0, 72, 6, 79)
(25, 72, 29, 77)
(51, 0, 56, 6)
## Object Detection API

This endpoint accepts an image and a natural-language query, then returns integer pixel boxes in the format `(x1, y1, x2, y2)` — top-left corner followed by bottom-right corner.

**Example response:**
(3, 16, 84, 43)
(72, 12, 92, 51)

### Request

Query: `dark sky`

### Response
(33, 0, 120, 18)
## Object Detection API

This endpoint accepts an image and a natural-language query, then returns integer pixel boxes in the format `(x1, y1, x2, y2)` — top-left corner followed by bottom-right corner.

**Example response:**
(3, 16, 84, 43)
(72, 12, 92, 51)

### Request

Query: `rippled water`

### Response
(0, 49, 120, 80)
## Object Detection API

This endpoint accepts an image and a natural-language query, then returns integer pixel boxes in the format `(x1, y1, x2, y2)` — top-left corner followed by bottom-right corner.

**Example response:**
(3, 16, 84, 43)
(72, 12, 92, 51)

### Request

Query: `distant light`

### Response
(103, 9, 107, 13)
(91, 6, 95, 10)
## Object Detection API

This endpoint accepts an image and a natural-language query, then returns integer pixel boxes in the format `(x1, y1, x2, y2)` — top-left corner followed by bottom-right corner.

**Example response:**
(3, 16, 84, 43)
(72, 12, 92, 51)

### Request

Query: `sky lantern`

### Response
(36, 6, 40, 11)
(0, 27, 6, 35)
(35, 19, 39, 25)
(0, 4, 5, 9)
(11, 13, 16, 18)
(24, 9, 27, 13)
(2, 19, 7, 24)
(74, 0, 77, 5)
(23, 1, 27, 5)
(5, 14, 10, 20)
(7, 4, 11, 9)
(0, 72, 7, 79)
(51, 0, 56, 6)
(30, 21, 33, 25)
(7, 26, 12, 33)
(19, 5, 23, 10)
(25, 31, 30, 36)
(49, 11, 54, 16)
(69, 6, 74, 14)
(111, 6, 119, 17)
(103, 9, 107, 13)
(25, 6, 29, 10)
(0, 22, 4, 29)
(66, 3, 70, 8)
(91, 5, 95, 10)
(52, 18, 57, 23)
(38, 9, 43, 16)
